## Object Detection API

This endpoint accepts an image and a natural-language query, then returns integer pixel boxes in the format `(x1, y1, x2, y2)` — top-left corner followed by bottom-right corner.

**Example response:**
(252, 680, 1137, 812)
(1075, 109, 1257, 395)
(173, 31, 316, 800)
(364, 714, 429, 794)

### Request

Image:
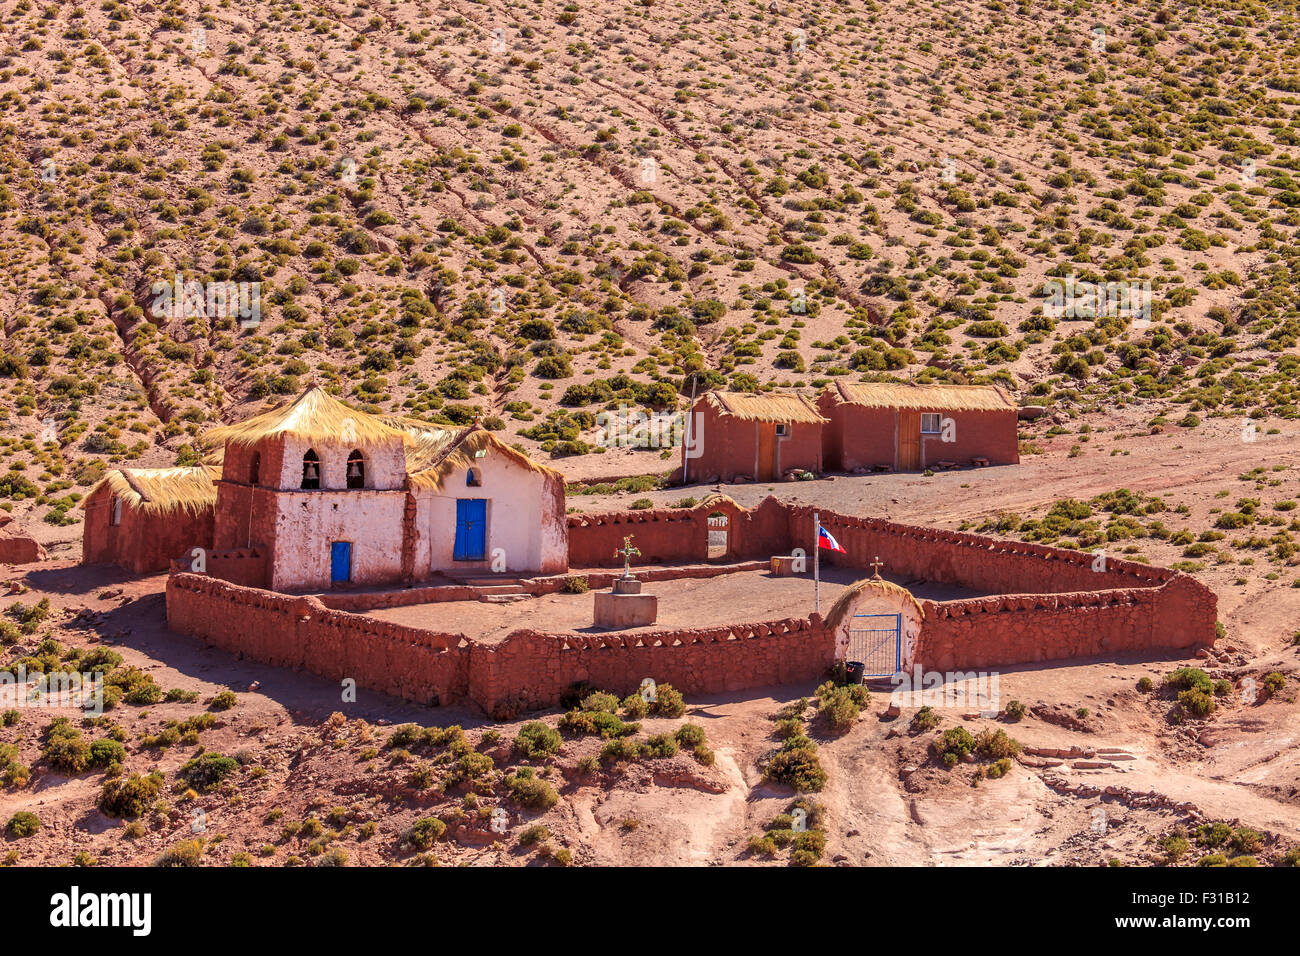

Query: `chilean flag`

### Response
(818, 525, 846, 554)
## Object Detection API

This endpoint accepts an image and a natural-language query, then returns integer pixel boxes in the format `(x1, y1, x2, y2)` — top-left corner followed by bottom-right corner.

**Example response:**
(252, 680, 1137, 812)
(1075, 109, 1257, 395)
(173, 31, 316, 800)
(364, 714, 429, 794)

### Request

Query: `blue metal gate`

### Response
(847, 613, 901, 677)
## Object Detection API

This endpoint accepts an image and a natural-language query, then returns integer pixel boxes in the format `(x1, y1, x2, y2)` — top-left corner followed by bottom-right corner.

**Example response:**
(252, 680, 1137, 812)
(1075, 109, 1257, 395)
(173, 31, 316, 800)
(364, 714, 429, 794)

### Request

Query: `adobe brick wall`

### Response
(818, 401, 896, 472)
(918, 408, 1019, 468)
(817, 400, 1019, 471)
(916, 574, 1218, 671)
(83, 484, 214, 574)
(469, 616, 833, 719)
(166, 574, 468, 706)
(166, 573, 833, 718)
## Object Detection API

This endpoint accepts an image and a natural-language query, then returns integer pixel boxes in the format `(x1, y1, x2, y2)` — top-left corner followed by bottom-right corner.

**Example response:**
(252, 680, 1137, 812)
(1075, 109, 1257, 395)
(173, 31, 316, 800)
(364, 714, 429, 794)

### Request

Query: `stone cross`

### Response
(615, 535, 641, 578)
(870, 556, 884, 579)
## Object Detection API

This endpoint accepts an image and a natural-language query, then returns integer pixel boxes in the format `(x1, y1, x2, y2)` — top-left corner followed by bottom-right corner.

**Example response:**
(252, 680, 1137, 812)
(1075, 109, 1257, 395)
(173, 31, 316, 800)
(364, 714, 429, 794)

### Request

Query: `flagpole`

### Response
(813, 511, 820, 614)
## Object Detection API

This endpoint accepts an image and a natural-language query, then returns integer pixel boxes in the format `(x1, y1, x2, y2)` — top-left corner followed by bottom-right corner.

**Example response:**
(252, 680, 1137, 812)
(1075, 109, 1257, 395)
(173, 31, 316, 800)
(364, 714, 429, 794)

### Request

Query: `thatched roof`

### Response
(83, 466, 219, 517)
(406, 425, 563, 490)
(828, 381, 1015, 412)
(195, 387, 558, 488)
(702, 391, 827, 424)
(823, 577, 924, 634)
(205, 386, 410, 449)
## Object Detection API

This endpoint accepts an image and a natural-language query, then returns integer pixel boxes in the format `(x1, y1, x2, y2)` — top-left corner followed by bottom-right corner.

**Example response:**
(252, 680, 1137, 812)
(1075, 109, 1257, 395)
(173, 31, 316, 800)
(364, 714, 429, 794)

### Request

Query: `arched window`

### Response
(301, 449, 320, 489)
(346, 450, 366, 489)
(249, 452, 261, 486)
(466, 467, 482, 487)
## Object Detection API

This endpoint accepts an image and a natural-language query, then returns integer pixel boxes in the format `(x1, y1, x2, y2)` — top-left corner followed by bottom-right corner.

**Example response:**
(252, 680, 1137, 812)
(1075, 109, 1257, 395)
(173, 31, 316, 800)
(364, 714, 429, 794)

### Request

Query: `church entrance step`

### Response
(479, 593, 532, 604)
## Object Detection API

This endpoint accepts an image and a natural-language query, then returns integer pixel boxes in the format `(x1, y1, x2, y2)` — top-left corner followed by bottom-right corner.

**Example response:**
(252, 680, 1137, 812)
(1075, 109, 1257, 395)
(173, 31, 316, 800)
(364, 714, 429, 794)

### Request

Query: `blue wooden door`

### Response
(330, 541, 351, 583)
(454, 499, 487, 561)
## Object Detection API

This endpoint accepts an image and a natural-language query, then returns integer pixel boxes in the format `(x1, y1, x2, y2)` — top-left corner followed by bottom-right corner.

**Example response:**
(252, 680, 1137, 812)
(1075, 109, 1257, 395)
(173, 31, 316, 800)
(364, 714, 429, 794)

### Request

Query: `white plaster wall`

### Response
(414, 451, 565, 575)
(831, 584, 923, 672)
(269, 490, 407, 590)
(273, 434, 406, 491)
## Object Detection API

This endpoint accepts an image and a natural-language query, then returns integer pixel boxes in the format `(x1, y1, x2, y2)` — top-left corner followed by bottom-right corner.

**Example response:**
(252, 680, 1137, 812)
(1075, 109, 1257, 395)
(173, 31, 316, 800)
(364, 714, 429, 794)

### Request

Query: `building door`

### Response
(454, 498, 487, 561)
(757, 423, 777, 481)
(898, 410, 921, 470)
(330, 542, 352, 584)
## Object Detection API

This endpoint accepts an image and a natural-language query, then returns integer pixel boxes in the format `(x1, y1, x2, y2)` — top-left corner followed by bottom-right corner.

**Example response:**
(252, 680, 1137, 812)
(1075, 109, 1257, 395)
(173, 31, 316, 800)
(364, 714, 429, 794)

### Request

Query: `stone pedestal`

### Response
(770, 555, 804, 577)
(612, 576, 642, 594)
(594, 591, 657, 629)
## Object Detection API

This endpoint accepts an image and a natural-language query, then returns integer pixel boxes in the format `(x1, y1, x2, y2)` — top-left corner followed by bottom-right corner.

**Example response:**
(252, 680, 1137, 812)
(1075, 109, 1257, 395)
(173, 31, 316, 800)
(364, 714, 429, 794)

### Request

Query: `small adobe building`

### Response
(81, 467, 217, 574)
(817, 382, 1019, 473)
(83, 386, 568, 590)
(681, 390, 826, 484)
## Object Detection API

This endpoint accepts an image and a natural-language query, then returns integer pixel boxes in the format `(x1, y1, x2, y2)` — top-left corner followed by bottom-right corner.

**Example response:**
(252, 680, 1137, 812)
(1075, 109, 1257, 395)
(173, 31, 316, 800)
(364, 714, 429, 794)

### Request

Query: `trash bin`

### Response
(845, 661, 865, 685)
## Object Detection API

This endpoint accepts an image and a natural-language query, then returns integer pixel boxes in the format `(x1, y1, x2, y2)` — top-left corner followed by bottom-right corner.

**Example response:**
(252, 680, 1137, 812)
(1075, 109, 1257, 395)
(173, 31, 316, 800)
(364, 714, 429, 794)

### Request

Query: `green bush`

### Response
(558, 709, 638, 739)
(504, 768, 559, 809)
(816, 681, 869, 733)
(98, 772, 163, 819)
(641, 733, 679, 759)
(675, 723, 706, 748)
(41, 718, 90, 773)
(406, 817, 446, 850)
(599, 737, 639, 763)
(210, 690, 238, 711)
(910, 706, 940, 733)
(5, 811, 39, 837)
(973, 728, 1021, 760)
(513, 721, 562, 759)
(579, 692, 619, 714)
(1165, 667, 1213, 695)
(931, 727, 976, 767)
(154, 840, 203, 867)
(764, 736, 827, 792)
(1178, 688, 1215, 718)
(88, 739, 126, 769)
(178, 752, 239, 792)
(650, 684, 686, 717)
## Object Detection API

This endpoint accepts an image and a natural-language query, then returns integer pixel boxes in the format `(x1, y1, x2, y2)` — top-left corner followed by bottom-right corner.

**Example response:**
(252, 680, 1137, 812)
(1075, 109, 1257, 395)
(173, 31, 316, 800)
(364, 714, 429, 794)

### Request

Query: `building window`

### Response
(110, 496, 122, 526)
(301, 449, 321, 489)
(346, 450, 366, 489)
(774, 423, 790, 437)
(920, 413, 943, 435)
(249, 452, 261, 486)
(466, 467, 482, 487)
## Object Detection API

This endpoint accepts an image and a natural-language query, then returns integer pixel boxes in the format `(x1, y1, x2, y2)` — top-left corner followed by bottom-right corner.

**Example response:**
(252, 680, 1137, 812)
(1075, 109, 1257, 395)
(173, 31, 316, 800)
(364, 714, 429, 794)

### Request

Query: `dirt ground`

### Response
(364, 564, 986, 642)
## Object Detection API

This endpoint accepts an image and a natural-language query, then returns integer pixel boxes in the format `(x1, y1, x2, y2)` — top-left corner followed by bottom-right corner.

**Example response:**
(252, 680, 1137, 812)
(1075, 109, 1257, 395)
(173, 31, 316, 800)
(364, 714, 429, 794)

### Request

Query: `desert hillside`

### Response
(2, 0, 1299, 546)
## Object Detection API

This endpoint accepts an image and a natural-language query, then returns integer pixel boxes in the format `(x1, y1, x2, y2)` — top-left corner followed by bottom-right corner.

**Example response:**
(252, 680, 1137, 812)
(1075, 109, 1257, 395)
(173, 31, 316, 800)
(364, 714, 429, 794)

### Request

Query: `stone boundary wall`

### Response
(916, 573, 1217, 672)
(165, 574, 469, 706)
(166, 574, 833, 718)
(569, 496, 1176, 596)
(469, 616, 832, 719)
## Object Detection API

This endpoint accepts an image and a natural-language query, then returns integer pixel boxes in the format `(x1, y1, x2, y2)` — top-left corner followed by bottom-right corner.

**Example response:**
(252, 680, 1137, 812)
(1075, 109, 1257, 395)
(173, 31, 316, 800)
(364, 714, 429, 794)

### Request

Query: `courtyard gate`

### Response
(847, 613, 901, 677)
